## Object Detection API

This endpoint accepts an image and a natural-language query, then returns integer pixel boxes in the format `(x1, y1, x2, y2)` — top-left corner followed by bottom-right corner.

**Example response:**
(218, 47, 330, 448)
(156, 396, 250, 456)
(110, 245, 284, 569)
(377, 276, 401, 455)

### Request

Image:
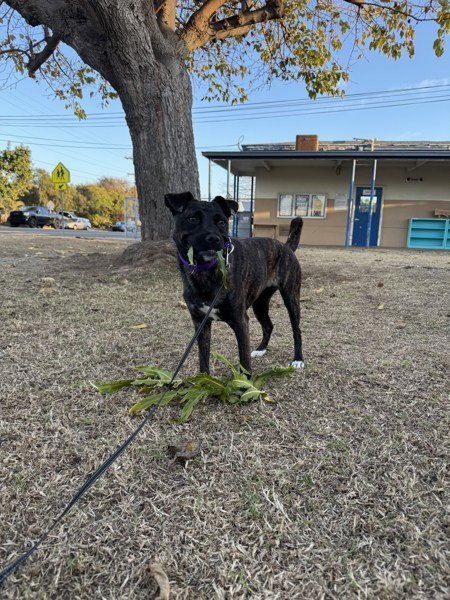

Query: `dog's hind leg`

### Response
(251, 288, 276, 358)
(280, 288, 305, 369)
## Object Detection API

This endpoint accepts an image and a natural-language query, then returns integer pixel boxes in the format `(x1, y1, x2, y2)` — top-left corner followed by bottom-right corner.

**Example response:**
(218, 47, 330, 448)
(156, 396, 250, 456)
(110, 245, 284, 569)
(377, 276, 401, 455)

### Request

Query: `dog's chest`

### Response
(192, 303, 223, 322)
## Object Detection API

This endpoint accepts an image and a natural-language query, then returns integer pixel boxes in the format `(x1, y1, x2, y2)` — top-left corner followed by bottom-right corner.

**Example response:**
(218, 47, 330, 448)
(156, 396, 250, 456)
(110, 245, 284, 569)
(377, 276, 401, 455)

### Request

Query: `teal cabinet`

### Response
(407, 218, 450, 250)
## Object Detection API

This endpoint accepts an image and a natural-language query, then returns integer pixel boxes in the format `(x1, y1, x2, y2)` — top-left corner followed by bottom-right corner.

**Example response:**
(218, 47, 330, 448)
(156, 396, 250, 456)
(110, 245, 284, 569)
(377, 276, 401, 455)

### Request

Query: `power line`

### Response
(193, 95, 450, 123)
(0, 83, 448, 123)
(0, 132, 131, 149)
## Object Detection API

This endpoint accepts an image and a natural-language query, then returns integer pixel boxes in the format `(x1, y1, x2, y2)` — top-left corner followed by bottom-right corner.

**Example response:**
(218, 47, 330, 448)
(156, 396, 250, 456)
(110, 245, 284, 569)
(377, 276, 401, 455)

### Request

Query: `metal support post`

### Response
(250, 176, 254, 237)
(366, 159, 378, 247)
(208, 160, 212, 202)
(345, 160, 356, 247)
(59, 190, 65, 230)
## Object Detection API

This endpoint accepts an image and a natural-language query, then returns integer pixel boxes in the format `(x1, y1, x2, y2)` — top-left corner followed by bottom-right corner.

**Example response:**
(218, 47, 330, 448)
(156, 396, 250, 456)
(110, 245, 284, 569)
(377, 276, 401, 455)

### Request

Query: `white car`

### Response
(58, 211, 92, 230)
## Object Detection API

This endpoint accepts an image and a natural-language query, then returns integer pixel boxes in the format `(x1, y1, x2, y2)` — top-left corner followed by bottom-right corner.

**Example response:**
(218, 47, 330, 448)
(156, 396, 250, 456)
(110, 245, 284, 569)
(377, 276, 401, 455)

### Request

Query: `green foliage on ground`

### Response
(94, 352, 295, 422)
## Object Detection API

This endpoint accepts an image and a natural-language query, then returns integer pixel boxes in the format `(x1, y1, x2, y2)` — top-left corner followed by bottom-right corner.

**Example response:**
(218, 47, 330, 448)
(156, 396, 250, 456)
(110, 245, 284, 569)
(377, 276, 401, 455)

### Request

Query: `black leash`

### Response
(0, 284, 224, 587)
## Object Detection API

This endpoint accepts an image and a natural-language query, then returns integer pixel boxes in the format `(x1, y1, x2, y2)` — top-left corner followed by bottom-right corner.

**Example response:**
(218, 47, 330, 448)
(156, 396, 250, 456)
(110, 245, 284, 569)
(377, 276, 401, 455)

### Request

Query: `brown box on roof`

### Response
(296, 135, 319, 151)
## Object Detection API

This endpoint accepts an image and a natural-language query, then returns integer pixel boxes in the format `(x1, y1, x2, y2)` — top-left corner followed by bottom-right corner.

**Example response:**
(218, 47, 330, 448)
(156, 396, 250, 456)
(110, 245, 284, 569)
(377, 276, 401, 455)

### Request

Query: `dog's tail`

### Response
(285, 217, 303, 252)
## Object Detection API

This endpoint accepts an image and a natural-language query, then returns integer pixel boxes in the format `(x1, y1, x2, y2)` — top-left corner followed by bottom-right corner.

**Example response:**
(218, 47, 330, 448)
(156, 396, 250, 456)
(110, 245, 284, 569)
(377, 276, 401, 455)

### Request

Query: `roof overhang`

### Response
(202, 150, 450, 177)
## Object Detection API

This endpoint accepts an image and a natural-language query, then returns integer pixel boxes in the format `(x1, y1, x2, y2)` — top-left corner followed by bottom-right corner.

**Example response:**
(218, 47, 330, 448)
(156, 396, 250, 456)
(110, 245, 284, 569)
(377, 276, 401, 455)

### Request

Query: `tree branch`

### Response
(27, 32, 60, 77)
(182, 0, 284, 52)
(156, 0, 178, 31)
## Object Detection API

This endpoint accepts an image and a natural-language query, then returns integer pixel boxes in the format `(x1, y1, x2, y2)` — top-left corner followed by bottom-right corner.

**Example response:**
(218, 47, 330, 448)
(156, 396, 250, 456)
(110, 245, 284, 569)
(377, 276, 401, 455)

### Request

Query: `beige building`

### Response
(203, 136, 450, 249)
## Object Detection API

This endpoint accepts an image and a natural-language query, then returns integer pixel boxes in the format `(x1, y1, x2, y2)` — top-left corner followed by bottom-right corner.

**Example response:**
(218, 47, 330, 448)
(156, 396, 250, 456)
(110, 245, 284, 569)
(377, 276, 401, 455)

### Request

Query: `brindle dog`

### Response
(165, 191, 304, 374)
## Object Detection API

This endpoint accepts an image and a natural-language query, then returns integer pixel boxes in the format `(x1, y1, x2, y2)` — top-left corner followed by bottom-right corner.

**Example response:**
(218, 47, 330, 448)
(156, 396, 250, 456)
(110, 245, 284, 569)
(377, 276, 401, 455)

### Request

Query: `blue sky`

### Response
(0, 21, 448, 199)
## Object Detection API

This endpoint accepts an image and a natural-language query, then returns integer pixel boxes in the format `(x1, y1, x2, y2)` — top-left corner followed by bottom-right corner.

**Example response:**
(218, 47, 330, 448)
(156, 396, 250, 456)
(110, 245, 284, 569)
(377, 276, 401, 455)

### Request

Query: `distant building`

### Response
(203, 136, 450, 249)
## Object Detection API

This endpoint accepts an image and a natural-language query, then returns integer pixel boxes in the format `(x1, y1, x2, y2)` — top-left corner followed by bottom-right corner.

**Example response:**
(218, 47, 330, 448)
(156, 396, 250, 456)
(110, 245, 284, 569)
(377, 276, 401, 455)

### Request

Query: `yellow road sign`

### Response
(52, 162, 70, 184)
(54, 182, 67, 190)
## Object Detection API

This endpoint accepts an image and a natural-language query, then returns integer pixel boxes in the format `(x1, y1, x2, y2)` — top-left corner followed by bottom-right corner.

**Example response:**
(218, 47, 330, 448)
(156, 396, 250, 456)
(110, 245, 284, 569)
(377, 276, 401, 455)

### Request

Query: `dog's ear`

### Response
(165, 191, 195, 215)
(212, 196, 239, 218)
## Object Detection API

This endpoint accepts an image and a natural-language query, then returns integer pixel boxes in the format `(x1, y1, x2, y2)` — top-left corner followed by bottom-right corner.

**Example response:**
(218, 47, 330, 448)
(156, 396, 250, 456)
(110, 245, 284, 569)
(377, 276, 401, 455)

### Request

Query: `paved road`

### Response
(0, 225, 141, 242)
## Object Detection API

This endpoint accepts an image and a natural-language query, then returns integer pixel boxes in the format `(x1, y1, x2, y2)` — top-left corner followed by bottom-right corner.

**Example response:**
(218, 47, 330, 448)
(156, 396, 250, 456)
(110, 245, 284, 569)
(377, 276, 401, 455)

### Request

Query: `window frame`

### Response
(277, 193, 327, 219)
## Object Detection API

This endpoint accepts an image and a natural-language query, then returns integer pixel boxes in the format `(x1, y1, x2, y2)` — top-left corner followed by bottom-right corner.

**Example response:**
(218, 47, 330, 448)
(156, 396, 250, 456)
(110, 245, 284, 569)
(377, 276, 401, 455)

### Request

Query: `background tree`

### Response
(1, 1, 448, 240)
(21, 168, 59, 208)
(76, 184, 119, 228)
(0, 145, 32, 211)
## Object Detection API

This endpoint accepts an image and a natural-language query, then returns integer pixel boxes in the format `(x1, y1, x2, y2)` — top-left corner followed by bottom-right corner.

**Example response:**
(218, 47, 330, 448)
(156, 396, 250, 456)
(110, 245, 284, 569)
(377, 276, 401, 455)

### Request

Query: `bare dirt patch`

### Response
(1, 234, 449, 599)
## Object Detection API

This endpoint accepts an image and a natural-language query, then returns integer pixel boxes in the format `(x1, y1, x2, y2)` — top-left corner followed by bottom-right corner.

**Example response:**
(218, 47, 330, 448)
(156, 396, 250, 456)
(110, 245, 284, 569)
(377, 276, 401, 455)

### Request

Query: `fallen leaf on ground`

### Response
(128, 323, 147, 329)
(378, 303, 385, 310)
(41, 277, 56, 285)
(38, 287, 53, 295)
(168, 439, 202, 465)
(149, 563, 170, 600)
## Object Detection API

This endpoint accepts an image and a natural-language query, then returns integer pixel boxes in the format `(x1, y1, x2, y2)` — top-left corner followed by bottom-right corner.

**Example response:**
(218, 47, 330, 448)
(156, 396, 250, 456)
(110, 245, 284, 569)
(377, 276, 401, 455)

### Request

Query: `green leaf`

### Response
(216, 249, 227, 288)
(134, 365, 174, 379)
(212, 351, 243, 377)
(129, 390, 179, 413)
(253, 366, 295, 389)
(183, 373, 226, 395)
(187, 246, 195, 265)
(179, 393, 206, 422)
(91, 379, 134, 394)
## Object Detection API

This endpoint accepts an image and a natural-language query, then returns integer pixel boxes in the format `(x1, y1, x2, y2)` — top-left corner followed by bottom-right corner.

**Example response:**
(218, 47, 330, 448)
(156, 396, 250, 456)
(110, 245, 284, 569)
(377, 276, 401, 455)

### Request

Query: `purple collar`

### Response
(178, 240, 231, 274)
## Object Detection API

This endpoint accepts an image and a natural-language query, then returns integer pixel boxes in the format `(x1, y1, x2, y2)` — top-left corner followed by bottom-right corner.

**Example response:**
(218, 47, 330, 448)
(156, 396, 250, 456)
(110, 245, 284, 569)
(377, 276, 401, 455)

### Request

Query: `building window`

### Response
(278, 193, 327, 218)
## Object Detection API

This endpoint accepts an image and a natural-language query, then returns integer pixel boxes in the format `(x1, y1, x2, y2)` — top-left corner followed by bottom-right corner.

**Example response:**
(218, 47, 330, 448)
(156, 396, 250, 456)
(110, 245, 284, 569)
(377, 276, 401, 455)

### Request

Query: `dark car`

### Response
(111, 220, 138, 232)
(8, 206, 62, 228)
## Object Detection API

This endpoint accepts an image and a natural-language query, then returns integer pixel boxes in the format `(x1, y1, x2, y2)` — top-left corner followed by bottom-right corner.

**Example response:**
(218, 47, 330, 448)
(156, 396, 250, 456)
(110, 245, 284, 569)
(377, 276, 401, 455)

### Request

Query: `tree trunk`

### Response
(121, 58, 200, 241)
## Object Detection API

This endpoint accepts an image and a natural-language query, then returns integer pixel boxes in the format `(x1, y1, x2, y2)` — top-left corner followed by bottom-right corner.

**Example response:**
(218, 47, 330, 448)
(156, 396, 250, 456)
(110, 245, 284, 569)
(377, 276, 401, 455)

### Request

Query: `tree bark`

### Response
(121, 57, 199, 241)
(4, 0, 200, 241)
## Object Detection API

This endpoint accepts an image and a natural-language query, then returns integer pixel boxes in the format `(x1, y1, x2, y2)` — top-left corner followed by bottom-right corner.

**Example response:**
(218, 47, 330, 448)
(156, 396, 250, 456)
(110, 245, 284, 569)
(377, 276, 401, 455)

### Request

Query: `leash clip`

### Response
(225, 238, 234, 269)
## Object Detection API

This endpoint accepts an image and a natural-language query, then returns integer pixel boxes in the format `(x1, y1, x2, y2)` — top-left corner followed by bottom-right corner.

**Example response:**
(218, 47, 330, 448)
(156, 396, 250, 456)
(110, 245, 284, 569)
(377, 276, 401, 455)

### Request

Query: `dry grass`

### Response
(0, 233, 449, 599)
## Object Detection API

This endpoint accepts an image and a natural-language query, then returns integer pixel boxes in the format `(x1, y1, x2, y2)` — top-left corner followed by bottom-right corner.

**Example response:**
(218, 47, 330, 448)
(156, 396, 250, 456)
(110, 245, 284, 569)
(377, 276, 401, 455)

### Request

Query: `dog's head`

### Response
(165, 192, 238, 263)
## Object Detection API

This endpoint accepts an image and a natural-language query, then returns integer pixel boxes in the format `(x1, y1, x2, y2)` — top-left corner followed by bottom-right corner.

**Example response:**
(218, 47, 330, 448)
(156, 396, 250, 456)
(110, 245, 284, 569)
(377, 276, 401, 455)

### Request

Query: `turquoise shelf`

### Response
(407, 218, 450, 250)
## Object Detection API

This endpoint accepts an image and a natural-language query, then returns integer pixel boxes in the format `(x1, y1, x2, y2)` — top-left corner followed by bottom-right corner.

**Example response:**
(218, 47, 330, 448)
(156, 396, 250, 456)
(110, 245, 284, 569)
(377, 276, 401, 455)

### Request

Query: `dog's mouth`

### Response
(198, 249, 219, 262)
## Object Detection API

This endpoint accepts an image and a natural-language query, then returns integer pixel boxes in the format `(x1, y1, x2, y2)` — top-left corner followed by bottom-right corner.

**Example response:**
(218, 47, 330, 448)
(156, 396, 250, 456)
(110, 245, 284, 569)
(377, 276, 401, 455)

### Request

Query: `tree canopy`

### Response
(0, 145, 32, 210)
(1, 0, 448, 107)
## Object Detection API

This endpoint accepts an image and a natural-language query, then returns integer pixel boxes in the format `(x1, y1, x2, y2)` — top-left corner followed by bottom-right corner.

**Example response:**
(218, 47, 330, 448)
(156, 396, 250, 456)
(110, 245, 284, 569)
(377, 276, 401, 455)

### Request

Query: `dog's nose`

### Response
(205, 233, 222, 247)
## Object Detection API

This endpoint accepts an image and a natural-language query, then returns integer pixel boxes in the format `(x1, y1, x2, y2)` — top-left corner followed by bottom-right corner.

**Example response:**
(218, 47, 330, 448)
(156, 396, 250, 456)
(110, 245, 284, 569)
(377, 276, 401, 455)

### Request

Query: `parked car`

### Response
(111, 220, 138, 232)
(57, 211, 92, 230)
(8, 206, 62, 228)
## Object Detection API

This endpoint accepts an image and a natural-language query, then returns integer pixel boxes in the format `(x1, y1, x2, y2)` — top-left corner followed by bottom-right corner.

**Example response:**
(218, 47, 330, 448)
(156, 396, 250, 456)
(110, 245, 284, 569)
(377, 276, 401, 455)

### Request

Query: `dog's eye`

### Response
(217, 219, 227, 226)
(187, 216, 199, 224)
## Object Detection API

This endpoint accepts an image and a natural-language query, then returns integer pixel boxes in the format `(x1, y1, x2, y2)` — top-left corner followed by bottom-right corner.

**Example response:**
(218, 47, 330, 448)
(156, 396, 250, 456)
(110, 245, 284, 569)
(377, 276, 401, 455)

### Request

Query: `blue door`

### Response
(352, 187, 383, 246)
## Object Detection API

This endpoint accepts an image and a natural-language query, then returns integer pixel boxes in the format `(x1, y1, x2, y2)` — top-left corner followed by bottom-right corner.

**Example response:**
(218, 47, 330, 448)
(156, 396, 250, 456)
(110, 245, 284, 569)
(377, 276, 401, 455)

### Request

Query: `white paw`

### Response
(251, 349, 267, 358)
(291, 360, 305, 369)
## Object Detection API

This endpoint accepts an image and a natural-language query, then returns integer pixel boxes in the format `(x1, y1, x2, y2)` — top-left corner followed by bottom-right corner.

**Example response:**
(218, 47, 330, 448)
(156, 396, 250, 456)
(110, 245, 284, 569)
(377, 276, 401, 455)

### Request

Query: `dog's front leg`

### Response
(191, 315, 212, 373)
(229, 310, 252, 374)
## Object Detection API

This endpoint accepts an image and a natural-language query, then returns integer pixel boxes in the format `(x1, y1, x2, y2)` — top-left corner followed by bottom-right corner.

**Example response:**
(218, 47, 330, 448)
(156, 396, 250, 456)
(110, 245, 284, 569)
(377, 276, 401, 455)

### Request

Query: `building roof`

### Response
(202, 138, 450, 176)
(241, 140, 450, 152)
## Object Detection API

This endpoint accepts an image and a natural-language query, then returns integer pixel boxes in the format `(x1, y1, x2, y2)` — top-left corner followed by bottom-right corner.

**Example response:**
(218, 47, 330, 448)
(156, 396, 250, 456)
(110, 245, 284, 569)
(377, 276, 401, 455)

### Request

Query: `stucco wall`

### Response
(252, 162, 450, 247)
